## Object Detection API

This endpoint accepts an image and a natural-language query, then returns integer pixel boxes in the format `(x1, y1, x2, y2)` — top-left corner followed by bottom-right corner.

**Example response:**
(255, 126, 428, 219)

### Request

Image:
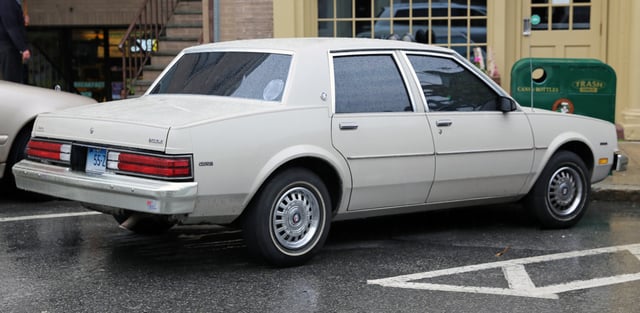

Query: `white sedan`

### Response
(13, 38, 627, 266)
(0, 81, 96, 190)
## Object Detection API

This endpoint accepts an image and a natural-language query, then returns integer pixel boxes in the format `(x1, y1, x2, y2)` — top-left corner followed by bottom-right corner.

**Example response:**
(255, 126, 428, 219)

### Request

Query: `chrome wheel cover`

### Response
(271, 186, 321, 251)
(546, 166, 584, 218)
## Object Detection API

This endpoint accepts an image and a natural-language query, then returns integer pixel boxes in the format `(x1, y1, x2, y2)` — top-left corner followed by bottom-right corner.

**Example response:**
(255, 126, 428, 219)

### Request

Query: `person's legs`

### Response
(0, 45, 24, 83)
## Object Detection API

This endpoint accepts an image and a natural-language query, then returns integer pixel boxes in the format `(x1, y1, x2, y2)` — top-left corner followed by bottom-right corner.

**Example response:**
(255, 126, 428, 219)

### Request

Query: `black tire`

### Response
(524, 150, 590, 228)
(2, 124, 31, 190)
(113, 211, 176, 235)
(242, 168, 332, 267)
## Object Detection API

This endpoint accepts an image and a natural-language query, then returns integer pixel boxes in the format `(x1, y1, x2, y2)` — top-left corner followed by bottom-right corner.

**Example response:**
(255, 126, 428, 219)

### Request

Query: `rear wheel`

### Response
(113, 211, 176, 235)
(524, 151, 590, 228)
(242, 168, 331, 267)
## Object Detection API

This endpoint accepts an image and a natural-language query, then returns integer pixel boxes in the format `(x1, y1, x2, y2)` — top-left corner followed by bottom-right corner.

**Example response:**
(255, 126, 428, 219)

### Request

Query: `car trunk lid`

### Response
(32, 95, 278, 151)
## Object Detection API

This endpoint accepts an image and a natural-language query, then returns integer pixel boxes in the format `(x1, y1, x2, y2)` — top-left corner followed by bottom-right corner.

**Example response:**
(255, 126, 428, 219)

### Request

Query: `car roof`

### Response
(183, 37, 454, 55)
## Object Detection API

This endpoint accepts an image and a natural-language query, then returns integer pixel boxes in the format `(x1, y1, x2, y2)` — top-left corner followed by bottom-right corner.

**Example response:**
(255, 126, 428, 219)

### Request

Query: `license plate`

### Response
(86, 148, 107, 173)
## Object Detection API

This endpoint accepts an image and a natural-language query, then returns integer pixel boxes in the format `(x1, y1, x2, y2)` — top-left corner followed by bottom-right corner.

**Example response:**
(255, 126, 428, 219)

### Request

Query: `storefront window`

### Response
(26, 28, 125, 102)
(72, 29, 106, 100)
(317, 0, 488, 58)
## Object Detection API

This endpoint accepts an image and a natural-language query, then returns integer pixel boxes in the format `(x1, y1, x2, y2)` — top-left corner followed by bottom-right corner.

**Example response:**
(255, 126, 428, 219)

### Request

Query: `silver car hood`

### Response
(33, 95, 279, 151)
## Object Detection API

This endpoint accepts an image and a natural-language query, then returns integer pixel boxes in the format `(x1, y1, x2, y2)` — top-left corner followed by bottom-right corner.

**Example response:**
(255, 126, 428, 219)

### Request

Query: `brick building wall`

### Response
(218, 0, 273, 41)
(27, 0, 274, 40)
(27, 0, 146, 26)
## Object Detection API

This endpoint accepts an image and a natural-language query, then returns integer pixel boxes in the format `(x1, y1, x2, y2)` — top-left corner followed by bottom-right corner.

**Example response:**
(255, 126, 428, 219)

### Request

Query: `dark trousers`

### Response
(0, 44, 23, 83)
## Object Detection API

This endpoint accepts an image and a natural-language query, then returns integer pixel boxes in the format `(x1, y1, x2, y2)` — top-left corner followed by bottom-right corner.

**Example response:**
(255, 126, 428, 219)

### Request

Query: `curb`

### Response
(591, 185, 640, 202)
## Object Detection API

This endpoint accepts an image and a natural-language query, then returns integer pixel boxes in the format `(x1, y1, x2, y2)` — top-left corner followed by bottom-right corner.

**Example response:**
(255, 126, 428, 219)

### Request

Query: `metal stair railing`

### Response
(27, 43, 68, 91)
(118, 0, 178, 99)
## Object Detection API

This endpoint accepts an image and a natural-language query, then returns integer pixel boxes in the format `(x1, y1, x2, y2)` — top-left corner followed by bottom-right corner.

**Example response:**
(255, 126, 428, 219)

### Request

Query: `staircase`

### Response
(136, 0, 203, 95)
(119, 0, 203, 98)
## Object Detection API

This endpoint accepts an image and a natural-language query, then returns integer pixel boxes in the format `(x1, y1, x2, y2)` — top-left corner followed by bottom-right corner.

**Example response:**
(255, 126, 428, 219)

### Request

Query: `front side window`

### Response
(150, 52, 291, 102)
(407, 54, 498, 111)
(333, 54, 412, 113)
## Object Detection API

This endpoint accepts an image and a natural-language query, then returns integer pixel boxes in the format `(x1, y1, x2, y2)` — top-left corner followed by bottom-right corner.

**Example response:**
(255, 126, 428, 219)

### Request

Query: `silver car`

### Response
(13, 38, 627, 266)
(0, 81, 95, 190)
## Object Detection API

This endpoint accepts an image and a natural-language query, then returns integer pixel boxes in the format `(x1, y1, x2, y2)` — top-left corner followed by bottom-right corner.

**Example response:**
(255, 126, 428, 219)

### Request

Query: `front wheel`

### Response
(242, 168, 332, 267)
(524, 150, 590, 228)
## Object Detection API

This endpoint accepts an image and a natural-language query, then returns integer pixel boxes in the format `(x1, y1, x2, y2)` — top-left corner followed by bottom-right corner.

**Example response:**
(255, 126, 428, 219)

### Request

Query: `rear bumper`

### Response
(12, 160, 197, 215)
(613, 151, 628, 172)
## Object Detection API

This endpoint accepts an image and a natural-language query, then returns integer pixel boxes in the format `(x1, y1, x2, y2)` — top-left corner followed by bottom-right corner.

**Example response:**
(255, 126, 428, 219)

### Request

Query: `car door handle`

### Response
(339, 122, 358, 130)
(436, 119, 453, 127)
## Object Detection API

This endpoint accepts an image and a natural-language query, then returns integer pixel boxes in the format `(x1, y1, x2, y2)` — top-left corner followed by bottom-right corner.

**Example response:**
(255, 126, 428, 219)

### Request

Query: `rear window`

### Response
(150, 51, 292, 102)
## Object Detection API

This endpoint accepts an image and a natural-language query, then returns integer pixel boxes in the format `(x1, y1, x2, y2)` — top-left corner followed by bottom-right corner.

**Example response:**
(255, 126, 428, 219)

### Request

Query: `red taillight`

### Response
(108, 151, 191, 178)
(27, 140, 71, 162)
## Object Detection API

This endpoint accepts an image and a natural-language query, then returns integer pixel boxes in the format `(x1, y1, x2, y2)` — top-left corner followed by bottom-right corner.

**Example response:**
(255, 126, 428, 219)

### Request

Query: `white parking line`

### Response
(368, 243, 640, 299)
(0, 211, 102, 223)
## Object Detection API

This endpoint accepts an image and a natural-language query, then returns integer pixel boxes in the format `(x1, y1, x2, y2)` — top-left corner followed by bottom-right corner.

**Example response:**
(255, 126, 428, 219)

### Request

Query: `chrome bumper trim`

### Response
(613, 151, 628, 172)
(12, 160, 197, 215)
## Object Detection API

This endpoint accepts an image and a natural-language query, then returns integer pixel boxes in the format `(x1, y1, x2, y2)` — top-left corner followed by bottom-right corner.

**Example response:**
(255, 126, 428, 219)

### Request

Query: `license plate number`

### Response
(86, 148, 107, 173)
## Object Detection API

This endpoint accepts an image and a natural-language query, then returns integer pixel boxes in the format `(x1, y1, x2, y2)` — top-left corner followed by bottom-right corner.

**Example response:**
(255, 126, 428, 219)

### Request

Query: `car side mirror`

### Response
(499, 97, 517, 113)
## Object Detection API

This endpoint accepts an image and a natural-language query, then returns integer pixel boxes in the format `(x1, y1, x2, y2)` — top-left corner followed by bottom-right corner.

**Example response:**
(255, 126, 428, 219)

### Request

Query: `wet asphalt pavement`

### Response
(1, 191, 639, 313)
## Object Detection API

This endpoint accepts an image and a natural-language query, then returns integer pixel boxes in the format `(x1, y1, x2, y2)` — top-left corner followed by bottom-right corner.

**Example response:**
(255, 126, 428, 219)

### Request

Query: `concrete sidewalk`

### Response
(592, 141, 640, 202)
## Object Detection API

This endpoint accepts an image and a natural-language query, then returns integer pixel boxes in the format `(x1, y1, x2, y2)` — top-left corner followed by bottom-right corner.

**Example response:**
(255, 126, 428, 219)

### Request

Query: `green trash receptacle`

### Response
(510, 58, 616, 123)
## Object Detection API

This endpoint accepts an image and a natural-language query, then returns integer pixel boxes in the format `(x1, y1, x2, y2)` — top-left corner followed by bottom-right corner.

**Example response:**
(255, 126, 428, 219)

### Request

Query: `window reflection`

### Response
(317, 0, 487, 58)
(551, 6, 570, 30)
(334, 55, 412, 113)
(573, 6, 590, 29)
(408, 54, 498, 112)
(151, 52, 291, 102)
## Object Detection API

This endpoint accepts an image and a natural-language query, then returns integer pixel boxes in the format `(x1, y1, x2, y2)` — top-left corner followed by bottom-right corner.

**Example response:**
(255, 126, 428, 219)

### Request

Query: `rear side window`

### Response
(333, 55, 412, 113)
(150, 52, 291, 102)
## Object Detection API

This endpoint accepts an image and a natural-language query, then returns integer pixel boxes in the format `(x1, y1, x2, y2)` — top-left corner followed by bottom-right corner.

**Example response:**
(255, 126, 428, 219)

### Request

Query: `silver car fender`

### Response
(245, 144, 352, 216)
